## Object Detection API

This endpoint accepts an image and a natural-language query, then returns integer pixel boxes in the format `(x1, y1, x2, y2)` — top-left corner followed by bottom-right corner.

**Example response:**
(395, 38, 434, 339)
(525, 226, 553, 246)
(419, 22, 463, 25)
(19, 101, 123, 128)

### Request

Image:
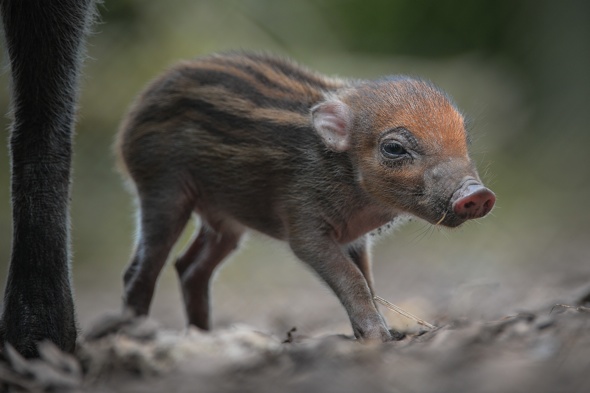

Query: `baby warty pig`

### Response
(116, 51, 495, 341)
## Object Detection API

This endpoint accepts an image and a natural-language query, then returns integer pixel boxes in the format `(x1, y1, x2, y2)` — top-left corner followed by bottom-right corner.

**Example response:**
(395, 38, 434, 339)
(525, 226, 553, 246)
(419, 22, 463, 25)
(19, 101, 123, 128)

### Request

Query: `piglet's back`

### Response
(117, 52, 347, 177)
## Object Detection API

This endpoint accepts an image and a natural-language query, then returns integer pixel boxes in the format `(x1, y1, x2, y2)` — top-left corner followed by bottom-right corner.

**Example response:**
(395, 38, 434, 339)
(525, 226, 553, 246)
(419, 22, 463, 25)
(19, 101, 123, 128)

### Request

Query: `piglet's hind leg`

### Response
(123, 191, 193, 317)
(175, 224, 243, 330)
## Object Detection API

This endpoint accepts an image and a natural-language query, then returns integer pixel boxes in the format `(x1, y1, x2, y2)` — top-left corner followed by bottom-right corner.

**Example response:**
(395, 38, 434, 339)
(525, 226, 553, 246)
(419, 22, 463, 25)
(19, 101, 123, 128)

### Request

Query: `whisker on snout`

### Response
(435, 211, 447, 226)
(432, 213, 450, 239)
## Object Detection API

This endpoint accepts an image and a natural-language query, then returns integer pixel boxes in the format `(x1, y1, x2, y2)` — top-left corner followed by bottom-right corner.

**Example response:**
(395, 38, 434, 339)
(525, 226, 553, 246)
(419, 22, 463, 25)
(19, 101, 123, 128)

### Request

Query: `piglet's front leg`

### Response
(288, 226, 392, 342)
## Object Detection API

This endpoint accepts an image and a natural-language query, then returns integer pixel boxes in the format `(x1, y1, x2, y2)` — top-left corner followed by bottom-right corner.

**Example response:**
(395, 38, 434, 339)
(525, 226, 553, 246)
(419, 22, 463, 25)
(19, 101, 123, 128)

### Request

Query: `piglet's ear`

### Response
(311, 100, 353, 152)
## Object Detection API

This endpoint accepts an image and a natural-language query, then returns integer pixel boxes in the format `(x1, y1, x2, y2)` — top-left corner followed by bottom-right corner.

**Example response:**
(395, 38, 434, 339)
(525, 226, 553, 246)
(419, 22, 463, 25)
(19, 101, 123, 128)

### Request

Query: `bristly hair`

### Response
(377, 75, 462, 111)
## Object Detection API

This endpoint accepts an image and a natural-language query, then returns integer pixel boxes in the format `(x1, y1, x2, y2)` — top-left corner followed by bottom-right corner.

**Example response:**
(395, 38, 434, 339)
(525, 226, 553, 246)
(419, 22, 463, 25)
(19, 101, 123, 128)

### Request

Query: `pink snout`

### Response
(452, 182, 496, 220)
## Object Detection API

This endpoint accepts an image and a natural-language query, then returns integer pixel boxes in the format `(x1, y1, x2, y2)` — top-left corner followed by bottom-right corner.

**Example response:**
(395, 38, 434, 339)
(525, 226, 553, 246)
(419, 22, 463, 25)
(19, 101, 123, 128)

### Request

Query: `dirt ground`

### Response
(2, 283, 590, 393)
(2, 211, 590, 393)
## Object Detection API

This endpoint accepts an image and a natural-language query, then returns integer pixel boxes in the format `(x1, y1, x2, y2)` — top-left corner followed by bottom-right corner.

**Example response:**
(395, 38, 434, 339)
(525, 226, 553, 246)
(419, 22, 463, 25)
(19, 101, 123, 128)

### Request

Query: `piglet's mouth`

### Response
(421, 179, 495, 228)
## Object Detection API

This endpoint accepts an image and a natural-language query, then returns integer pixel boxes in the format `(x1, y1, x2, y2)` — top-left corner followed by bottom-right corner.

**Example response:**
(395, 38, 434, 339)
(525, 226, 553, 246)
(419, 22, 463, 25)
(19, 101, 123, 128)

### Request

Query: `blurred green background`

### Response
(1, 0, 589, 335)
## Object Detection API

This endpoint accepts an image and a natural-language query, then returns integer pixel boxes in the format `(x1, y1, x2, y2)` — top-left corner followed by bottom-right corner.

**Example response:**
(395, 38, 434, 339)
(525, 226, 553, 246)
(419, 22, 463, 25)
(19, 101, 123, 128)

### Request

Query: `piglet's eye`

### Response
(380, 142, 408, 159)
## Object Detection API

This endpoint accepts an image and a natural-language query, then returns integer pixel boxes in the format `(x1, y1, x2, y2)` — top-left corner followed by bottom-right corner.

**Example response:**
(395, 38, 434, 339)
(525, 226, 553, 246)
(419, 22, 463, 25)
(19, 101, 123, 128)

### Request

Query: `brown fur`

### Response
(116, 51, 493, 341)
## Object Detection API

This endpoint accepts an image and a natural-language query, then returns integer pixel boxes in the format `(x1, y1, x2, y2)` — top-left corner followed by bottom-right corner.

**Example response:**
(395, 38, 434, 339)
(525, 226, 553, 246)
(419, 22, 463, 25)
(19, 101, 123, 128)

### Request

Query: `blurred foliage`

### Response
(316, 0, 516, 56)
(1, 0, 589, 329)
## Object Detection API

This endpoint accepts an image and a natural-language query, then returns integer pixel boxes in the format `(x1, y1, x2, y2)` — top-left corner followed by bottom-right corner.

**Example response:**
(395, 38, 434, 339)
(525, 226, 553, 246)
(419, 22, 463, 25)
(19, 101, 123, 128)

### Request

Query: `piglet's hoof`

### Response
(354, 321, 397, 343)
(354, 325, 406, 342)
(389, 329, 406, 341)
(84, 310, 158, 341)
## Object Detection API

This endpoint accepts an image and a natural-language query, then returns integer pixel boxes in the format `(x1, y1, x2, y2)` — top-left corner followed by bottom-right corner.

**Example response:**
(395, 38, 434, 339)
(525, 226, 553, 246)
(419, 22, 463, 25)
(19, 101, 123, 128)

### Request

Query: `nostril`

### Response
(452, 187, 496, 219)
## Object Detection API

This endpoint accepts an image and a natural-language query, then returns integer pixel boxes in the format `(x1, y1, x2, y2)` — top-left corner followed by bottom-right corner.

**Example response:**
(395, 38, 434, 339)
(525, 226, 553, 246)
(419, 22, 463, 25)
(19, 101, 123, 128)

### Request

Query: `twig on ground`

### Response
(550, 304, 590, 315)
(374, 295, 437, 330)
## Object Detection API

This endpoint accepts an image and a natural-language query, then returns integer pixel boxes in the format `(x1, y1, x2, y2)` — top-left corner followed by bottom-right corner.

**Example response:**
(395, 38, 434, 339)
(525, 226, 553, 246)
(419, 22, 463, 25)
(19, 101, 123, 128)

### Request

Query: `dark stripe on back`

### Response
(133, 96, 316, 148)
(210, 57, 301, 95)
(179, 67, 314, 114)
(209, 52, 339, 91)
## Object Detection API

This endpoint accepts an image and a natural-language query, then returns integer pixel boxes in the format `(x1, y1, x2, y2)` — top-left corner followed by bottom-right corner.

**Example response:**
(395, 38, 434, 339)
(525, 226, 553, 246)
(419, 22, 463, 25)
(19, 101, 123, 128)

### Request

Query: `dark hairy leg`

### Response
(0, 0, 95, 357)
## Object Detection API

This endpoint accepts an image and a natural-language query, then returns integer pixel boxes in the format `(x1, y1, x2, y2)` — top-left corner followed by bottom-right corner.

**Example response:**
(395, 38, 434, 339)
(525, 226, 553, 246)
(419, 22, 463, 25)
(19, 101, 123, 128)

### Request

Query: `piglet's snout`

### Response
(451, 181, 495, 220)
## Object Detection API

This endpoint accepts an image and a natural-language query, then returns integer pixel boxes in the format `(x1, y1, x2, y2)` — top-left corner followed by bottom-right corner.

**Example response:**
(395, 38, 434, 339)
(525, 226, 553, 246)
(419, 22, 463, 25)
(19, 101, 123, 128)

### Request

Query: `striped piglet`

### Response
(117, 52, 495, 341)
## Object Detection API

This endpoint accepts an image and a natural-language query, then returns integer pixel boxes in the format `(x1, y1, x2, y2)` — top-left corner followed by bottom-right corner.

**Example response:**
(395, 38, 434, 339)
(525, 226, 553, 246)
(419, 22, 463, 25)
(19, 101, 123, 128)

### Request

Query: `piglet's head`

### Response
(312, 77, 495, 227)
